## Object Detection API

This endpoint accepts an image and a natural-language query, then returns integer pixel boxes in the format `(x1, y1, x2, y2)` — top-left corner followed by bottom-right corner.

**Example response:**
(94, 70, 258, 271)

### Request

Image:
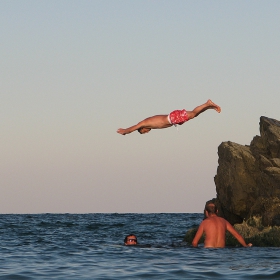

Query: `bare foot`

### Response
(207, 99, 221, 113)
(117, 128, 127, 135)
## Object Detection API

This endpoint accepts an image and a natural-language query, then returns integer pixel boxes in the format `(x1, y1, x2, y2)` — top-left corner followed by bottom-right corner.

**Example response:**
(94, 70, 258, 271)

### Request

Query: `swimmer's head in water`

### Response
(138, 127, 151, 134)
(124, 234, 137, 245)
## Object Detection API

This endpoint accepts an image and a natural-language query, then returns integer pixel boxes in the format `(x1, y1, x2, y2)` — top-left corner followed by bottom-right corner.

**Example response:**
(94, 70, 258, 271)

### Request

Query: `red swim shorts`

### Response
(168, 109, 189, 125)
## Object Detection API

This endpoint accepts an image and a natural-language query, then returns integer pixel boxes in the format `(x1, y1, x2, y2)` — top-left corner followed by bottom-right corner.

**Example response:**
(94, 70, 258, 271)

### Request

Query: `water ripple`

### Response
(0, 214, 279, 279)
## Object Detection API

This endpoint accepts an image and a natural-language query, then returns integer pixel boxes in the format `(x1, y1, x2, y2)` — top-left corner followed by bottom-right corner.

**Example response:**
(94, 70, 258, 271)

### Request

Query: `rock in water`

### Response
(184, 117, 280, 246)
(214, 116, 280, 226)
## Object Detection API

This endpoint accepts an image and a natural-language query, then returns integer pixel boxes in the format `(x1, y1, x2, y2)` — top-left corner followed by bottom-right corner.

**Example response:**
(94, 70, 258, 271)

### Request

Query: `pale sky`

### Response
(1, 0, 279, 213)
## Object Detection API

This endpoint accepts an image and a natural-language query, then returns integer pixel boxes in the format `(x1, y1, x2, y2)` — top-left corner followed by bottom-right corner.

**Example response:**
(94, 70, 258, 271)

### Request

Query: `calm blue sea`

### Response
(0, 213, 279, 279)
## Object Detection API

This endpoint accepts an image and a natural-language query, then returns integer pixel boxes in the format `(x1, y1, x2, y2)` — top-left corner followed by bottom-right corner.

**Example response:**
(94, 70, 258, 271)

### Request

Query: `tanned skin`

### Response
(117, 99, 221, 135)
(192, 205, 252, 248)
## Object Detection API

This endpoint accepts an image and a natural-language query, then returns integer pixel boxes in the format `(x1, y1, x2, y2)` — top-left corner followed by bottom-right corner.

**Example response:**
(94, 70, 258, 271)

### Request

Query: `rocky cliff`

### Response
(214, 116, 280, 227)
(184, 116, 280, 246)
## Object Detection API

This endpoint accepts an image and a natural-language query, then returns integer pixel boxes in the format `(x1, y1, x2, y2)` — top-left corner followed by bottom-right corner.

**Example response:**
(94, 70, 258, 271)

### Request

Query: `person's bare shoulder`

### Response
(225, 219, 237, 233)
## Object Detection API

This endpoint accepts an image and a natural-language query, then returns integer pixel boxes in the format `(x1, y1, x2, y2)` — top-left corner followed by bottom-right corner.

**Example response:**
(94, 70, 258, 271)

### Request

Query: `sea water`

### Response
(0, 213, 279, 279)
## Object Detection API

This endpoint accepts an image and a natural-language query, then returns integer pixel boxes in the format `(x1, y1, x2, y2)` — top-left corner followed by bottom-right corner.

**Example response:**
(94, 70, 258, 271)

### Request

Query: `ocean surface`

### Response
(0, 213, 279, 279)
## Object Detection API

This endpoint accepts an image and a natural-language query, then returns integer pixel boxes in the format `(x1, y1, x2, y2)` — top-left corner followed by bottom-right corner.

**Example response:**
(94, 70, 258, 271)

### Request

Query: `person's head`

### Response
(204, 200, 218, 217)
(124, 234, 137, 246)
(138, 127, 151, 134)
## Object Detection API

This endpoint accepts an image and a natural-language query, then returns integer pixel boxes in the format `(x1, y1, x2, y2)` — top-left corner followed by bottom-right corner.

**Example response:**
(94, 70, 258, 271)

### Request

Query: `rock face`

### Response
(214, 116, 280, 227)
